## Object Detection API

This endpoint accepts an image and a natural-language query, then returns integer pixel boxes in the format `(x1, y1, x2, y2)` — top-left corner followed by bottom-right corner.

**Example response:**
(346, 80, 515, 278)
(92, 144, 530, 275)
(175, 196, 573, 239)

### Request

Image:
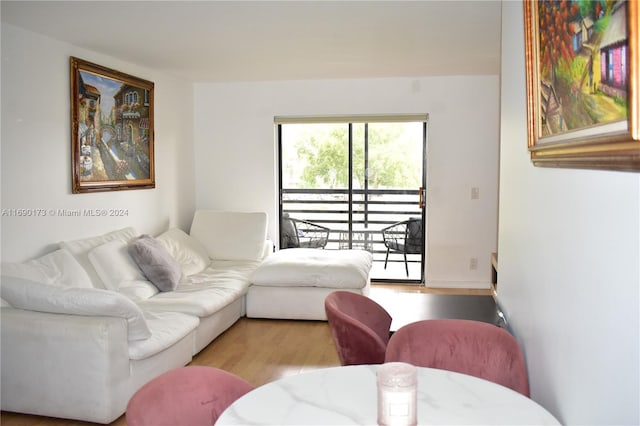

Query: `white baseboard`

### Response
(425, 280, 492, 290)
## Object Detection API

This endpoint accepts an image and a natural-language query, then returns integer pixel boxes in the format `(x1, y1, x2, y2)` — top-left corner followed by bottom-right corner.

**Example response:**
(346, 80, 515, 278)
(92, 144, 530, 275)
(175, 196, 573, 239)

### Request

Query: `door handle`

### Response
(419, 187, 424, 209)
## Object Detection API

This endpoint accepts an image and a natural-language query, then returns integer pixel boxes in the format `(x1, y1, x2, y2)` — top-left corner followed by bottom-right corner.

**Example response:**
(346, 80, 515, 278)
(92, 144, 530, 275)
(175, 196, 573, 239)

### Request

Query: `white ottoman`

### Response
(247, 248, 373, 320)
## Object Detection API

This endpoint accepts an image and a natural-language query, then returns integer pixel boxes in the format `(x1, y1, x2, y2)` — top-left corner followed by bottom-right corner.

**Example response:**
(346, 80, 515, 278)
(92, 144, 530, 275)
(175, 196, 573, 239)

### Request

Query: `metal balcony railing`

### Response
(280, 188, 424, 269)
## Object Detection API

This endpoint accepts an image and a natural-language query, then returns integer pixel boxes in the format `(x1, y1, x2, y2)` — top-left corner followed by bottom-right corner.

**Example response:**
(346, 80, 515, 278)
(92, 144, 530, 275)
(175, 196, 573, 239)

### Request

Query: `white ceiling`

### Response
(1, 0, 502, 82)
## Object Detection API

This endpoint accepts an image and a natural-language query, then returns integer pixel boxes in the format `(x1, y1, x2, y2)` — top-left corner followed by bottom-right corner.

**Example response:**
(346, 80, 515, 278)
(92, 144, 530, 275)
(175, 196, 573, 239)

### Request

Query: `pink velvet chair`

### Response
(385, 319, 530, 396)
(325, 291, 393, 365)
(126, 366, 254, 426)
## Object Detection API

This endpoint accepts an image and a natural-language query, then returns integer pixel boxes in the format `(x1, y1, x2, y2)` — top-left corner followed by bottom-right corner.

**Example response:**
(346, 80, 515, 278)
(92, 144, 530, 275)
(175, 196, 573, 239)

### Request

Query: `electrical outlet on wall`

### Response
(471, 187, 480, 199)
(469, 257, 478, 270)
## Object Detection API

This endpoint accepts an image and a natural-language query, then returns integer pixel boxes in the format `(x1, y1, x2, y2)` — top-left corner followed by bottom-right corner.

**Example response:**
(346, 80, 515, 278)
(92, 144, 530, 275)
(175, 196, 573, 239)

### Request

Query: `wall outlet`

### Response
(471, 187, 480, 199)
(469, 257, 478, 270)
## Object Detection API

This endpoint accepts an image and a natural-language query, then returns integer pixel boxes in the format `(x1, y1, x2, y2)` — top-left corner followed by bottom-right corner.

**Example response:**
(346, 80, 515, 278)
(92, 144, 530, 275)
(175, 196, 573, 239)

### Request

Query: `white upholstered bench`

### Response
(246, 248, 373, 320)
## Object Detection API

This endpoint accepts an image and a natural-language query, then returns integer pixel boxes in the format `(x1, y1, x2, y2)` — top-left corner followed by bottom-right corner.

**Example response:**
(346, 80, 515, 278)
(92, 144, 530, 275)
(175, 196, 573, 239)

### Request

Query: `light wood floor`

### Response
(0, 284, 492, 426)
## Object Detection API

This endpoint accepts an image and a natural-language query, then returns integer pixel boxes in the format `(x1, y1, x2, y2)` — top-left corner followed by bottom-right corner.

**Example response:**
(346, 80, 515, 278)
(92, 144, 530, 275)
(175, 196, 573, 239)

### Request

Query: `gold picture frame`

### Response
(70, 57, 155, 193)
(524, 0, 640, 171)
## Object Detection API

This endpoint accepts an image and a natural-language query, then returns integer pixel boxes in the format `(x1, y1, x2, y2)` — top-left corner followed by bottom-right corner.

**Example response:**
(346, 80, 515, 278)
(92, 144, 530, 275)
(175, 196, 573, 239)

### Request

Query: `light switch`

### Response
(471, 187, 480, 199)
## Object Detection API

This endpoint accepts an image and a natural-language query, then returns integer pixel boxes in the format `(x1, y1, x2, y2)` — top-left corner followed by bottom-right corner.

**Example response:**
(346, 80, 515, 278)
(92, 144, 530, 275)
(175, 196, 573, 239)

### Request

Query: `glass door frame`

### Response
(276, 115, 428, 284)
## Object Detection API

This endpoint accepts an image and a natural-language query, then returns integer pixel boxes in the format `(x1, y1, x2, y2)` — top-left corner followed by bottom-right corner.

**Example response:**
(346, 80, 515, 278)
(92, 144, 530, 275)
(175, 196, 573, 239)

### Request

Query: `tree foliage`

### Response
(289, 123, 421, 189)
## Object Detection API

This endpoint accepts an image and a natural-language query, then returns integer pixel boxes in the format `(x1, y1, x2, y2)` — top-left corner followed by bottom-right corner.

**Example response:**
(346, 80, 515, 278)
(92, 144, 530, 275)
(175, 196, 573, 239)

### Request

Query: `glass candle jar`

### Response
(377, 362, 417, 426)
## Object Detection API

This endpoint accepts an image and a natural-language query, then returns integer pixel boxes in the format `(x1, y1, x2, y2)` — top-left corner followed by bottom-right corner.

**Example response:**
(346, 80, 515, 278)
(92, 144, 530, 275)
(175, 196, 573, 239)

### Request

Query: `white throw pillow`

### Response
(0, 276, 151, 341)
(156, 228, 211, 276)
(60, 227, 138, 288)
(117, 280, 160, 302)
(1, 249, 92, 289)
(88, 240, 159, 301)
(88, 240, 146, 289)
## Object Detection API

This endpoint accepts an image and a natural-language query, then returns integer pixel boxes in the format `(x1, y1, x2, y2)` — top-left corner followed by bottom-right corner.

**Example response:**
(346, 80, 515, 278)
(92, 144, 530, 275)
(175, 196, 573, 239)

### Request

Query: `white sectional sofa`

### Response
(247, 248, 374, 320)
(0, 210, 271, 424)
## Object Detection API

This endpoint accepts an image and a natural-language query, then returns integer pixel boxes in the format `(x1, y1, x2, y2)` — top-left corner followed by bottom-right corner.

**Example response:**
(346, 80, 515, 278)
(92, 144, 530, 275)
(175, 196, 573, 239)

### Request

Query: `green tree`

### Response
(291, 123, 421, 189)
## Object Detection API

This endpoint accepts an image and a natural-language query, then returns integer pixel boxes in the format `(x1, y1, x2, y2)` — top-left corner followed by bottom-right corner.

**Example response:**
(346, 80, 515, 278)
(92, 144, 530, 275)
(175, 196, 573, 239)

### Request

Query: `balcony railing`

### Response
(281, 188, 423, 277)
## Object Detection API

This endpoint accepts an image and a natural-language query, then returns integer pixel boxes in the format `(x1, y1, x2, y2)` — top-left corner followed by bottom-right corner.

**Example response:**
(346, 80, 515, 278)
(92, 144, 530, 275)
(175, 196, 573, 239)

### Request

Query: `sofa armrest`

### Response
(262, 239, 274, 259)
(1, 308, 132, 423)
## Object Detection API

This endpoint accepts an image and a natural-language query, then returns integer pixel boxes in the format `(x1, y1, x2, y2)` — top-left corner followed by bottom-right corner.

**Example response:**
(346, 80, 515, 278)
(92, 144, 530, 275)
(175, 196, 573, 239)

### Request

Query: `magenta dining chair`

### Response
(126, 366, 254, 426)
(325, 291, 393, 365)
(385, 319, 530, 397)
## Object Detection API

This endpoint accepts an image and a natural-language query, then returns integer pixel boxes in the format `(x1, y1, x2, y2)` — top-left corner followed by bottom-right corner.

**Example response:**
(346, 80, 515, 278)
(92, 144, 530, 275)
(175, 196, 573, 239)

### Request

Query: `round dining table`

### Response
(216, 364, 560, 425)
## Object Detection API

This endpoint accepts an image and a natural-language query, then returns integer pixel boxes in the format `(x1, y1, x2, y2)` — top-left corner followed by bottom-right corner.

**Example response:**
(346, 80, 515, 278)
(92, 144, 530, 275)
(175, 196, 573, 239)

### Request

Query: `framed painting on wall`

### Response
(70, 57, 155, 193)
(524, 0, 640, 171)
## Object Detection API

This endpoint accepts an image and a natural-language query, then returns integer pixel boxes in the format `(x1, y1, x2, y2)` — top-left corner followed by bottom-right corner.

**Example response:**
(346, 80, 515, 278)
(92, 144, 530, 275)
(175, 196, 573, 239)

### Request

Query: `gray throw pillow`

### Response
(128, 235, 182, 292)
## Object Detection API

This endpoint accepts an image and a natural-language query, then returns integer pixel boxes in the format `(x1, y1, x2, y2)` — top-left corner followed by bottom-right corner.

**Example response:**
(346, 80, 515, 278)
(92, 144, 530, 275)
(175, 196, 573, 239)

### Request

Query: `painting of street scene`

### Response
(537, 0, 628, 137)
(71, 57, 154, 192)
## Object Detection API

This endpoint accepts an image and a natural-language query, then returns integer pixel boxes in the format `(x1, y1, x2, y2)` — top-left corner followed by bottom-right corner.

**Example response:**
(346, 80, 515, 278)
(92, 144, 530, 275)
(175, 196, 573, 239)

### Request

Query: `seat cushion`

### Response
(137, 260, 258, 317)
(128, 311, 199, 360)
(251, 248, 372, 289)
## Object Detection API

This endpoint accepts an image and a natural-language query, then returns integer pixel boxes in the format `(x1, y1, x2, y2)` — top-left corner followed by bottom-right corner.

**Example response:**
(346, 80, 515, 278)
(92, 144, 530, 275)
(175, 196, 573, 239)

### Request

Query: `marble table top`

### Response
(216, 364, 560, 425)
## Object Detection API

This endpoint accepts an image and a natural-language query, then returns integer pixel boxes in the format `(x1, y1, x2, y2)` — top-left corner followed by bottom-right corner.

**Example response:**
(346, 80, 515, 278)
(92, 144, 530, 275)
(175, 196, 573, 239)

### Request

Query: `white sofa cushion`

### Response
(115, 280, 160, 302)
(87, 240, 159, 301)
(1, 249, 92, 289)
(190, 210, 267, 261)
(251, 248, 373, 288)
(88, 240, 145, 286)
(128, 311, 199, 360)
(156, 228, 211, 276)
(0, 276, 151, 341)
(137, 260, 258, 317)
(60, 227, 138, 288)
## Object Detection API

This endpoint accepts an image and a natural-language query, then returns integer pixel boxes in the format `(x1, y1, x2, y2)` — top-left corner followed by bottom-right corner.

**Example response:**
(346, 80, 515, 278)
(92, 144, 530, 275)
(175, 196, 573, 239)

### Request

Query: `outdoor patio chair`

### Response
(281, 213, 330, 249)
(381, 217, 423, 276)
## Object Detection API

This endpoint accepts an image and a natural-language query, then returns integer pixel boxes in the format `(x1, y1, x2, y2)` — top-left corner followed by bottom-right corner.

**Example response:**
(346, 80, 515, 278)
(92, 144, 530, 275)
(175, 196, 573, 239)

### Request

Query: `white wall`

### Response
(1, 24, 196, 262)
(498, 3, 639, 424)
(194, 76, 500, 288)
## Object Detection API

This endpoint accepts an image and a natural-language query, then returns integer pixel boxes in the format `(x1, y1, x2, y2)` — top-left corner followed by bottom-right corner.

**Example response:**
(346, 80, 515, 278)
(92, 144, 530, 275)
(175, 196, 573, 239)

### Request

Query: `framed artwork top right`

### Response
(524, 0, 640, 171)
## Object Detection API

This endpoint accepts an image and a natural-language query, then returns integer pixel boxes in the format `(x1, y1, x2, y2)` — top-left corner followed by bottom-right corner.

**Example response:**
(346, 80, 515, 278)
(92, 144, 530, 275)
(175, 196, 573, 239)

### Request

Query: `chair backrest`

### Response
(126, 366, 254, 426)
(325, 291, 392, 365)
(280, 213, 299, 248)
(405, 217, 423, 254)
(385, 319, 530, 397)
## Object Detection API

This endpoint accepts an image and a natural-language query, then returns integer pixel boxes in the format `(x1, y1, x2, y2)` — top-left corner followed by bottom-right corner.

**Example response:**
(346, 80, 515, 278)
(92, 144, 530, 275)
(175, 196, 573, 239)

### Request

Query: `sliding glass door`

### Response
(277, 116, 427, 283)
